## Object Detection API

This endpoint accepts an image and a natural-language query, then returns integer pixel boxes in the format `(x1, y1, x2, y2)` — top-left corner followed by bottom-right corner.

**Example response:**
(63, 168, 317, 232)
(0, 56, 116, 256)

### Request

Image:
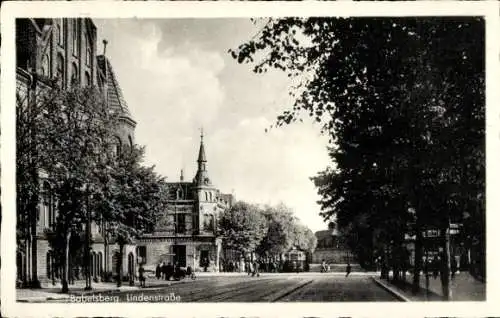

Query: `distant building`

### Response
(136, 133, 234, 272)
(312, 227, 352, 264)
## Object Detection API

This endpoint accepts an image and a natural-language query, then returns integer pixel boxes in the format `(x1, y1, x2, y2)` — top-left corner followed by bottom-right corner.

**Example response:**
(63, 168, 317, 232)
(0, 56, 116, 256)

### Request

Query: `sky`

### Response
(94, 18, 331, 232)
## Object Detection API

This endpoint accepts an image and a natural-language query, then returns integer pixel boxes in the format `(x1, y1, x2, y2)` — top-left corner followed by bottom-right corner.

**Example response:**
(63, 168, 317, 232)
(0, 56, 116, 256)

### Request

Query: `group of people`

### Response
(245, 259, 261, 277)
(219, 259, 307, 273)
(155, 262, 181, 280)
(423, 256, 459, 279)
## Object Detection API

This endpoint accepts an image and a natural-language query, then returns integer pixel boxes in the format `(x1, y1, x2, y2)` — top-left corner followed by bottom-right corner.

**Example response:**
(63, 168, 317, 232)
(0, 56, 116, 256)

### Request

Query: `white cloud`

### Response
(95, 19, 226, 177)
(94, 19, 331, 232)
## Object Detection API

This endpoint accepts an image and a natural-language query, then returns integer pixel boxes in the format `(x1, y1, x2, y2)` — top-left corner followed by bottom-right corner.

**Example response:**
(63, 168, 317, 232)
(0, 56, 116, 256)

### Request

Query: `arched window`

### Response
(112, 137, 122, 157)
(84, 71, 91, 87)
(209, 192, 212, 202)
(85, 34, 92, 66)
(56, 53, 64, 87)
(128, 135, 133, 148)
(71, 63, 78, 85)
(57, 19, 64, 46)
(205, 192, 208, 201)
(41, 54, 50, 77)
(72, 19, 79, 56)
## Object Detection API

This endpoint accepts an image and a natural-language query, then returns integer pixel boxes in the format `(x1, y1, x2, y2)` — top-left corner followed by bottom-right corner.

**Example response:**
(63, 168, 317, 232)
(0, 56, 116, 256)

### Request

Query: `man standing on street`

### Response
(252, 259, 260, 277)
(156, 263, 161, 280)
(346, 262, 352, 277)
(138, 263, 146, 287)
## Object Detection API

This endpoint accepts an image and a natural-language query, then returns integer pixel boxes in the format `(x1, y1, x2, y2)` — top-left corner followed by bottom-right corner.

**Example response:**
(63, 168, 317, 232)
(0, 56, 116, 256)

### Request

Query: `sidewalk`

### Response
(372, 271, 486, 301)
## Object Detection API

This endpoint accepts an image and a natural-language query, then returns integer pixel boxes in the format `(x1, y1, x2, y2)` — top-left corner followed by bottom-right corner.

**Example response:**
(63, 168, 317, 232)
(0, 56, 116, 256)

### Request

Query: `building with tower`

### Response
(16, 18, 138, 286)
(16, 18, 233, 289)
(136, 132, 234, 272)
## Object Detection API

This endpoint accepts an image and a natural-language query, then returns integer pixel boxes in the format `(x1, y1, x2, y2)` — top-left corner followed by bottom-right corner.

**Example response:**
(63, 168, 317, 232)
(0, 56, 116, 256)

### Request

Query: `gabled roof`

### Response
(96, 55, 134, 122)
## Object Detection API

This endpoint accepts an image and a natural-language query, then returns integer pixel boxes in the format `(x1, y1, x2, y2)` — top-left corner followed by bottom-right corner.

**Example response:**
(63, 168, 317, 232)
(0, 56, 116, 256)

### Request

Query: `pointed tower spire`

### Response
(195, 129, 210, 186)
(198, 128, 206, 164)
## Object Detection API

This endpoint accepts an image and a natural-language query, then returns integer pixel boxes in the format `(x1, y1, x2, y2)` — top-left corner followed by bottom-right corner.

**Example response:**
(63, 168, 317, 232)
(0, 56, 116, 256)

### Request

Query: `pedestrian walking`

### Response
(246, 260, 251, 275)
(345, 263, 352, 277)
(155, 263, 161, 280)
(321, 259, 327, 273)
(167, 262, 174, 280)
(203, 258, 209, 272)
(432, 258, 439, 279)
(161, 262, 167, 280)
(186, 265, 196, 280)
(252, 260, 260, 277)
(138, 263, 146, 287)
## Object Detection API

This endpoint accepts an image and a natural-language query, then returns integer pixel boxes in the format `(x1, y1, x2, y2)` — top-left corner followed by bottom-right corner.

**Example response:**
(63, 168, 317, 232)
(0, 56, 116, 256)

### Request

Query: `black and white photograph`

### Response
(1, 1, 499, 317)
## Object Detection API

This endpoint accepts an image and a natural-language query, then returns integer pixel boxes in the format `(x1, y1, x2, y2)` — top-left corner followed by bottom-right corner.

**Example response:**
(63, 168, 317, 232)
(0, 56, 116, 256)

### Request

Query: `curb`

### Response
(371, 277, 411, 302)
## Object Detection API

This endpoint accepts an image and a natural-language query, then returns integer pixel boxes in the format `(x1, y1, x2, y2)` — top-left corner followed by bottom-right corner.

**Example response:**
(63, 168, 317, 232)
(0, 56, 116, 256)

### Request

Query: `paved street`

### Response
(43, 273, 399, 302)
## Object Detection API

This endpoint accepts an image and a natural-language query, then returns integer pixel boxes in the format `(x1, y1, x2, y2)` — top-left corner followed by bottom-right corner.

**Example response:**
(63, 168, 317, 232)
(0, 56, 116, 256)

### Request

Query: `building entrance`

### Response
(200, 250, 209, 268)
(173, 245, 186, 267)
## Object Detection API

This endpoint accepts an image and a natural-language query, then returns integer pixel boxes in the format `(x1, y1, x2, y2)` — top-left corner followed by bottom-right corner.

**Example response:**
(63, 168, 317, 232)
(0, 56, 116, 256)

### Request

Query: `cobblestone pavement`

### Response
(41, 273, 398, 302)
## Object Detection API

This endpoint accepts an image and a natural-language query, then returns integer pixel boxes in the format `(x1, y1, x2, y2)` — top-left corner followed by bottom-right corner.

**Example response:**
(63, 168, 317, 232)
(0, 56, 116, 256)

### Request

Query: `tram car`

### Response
(282, 247, 309, 272)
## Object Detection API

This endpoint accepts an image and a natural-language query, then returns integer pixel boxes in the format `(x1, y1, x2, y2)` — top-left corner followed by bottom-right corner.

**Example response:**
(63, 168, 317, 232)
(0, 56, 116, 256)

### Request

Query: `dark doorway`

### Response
(128, 252, 135, 278)
(200, 250, 209, 268)
(173, 245, 186, 267)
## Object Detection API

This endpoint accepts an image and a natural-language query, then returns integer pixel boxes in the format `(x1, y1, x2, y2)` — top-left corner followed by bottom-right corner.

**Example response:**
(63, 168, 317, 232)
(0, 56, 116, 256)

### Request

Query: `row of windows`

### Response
(201, 192, 229, 205)
(55, 18, 92, 65)
(41, 53, 92, 87)
(41, 19, 93, 87)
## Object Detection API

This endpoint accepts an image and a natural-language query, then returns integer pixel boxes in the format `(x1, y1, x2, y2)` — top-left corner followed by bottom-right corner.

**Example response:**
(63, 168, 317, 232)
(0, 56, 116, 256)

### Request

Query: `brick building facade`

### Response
(16, 18, 138, 287)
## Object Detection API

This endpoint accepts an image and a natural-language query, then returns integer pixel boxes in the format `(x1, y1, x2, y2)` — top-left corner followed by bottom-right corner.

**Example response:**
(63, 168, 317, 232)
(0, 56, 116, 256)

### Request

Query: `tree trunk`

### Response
(61, 231, 71, 293)
(117, 243, 124, 287)
(412, 225, 423, 294)
(29, 194, 41, 288)
(381, 245, 389, 279)
(104, 222, 108, 279)
(441, 224, 452, 300)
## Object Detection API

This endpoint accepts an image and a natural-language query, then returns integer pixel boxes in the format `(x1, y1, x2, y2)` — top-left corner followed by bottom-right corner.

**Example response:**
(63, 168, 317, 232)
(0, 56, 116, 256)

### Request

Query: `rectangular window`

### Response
(176, 214, 186, 234)
(137, 246, 147, 264)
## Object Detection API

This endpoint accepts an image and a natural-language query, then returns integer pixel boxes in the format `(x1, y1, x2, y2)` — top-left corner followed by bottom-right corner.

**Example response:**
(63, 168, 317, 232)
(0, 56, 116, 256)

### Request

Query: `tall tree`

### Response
(40, 85, 118, 293)
(231, 17, 484, 299)
(95, 145, 169, 287)
(219, 201, 267, 258)
(17, 77, 60, 287)
(257, 204, 296, 258)
(17, 80, 118, 290)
